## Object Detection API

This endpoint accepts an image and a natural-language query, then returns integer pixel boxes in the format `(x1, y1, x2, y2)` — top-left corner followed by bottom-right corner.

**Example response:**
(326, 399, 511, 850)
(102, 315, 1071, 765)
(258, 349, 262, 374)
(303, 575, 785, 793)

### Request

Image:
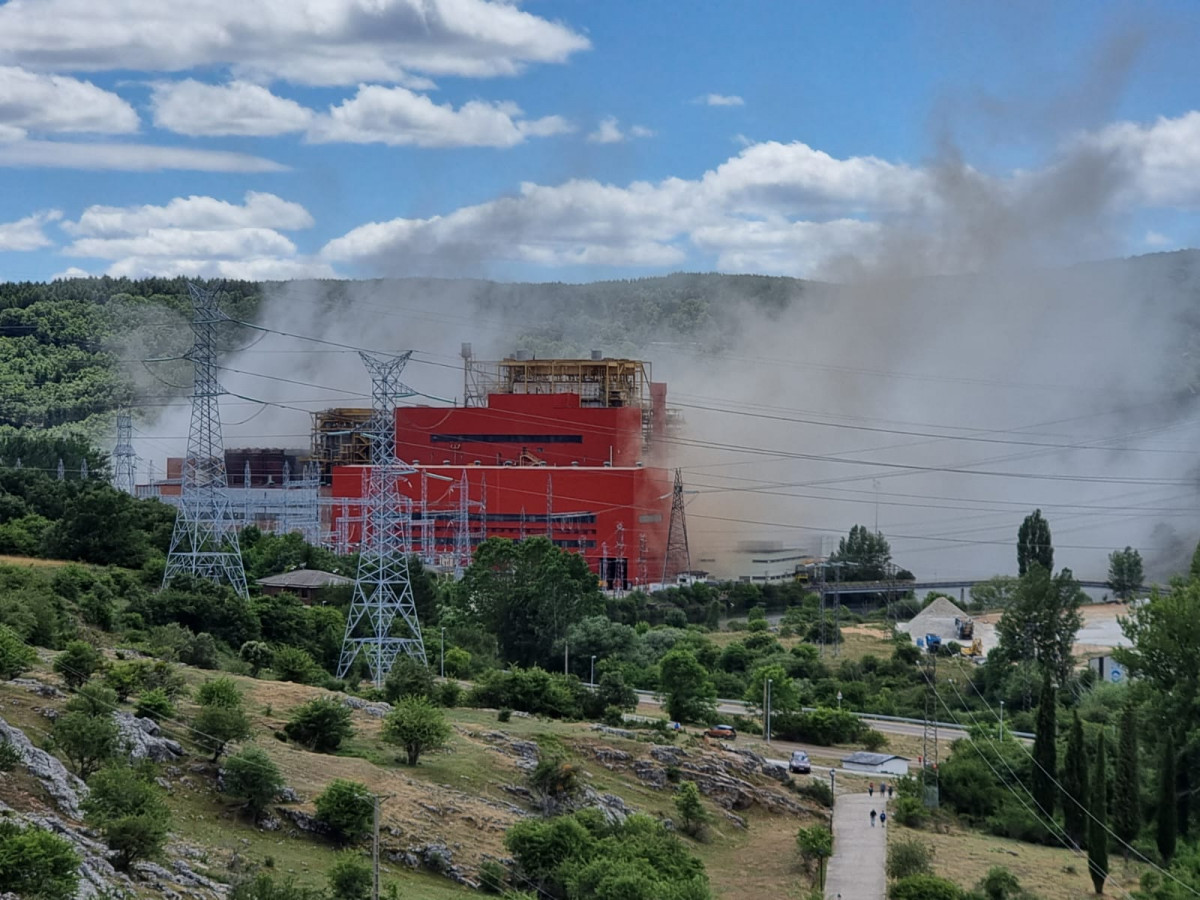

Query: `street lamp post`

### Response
(765, 678, 773, 743)
(590, 655, 596, 687)
(999, 700, 1005, 740)
(829, 768, 836, 827)
(837, 690, 843, 710)
(440, 627, 445, 679)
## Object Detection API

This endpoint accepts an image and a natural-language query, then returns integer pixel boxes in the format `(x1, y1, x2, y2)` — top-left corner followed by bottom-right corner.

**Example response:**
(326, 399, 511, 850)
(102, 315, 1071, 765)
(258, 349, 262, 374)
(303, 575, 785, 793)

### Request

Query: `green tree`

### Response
(451, 537, 603, 668)
(223, 746, 284, 818)
(596, 670, 637, 712)
(674, 781, 711, 839)
(744, 664, 801, 715)
(1116, 581, 1200, 732)
(82, 765, 170, 870)
(1017, 509, 1053, 576)
(229, 873, 327, 900)
(886, 836, 934, 879)
(1113, 702, 1140, 860)
(381, 696, 452, 766)
(968, 576, 1019, 612)
(1107, 547, 1144, 600)
(1062, 711, 1090, 848)
(194, 705, 251, 762)
(284, 697, 354, 753)
(52, 640, 103, 689)
(1158, 731, 1177, 866)
(103, 660, 148, 702)
(830, 524, 892, 580)
(889, 874, 962, 900)
(1031, 674, 1057, 816)
(1087, 732, 1108, 895)
(65, 682, 118, 718)
(327, 851, 372, 900)
(658, 649, 716, 724)
(239, 640, 273, 677)
(53, 711, 119, 778)
(314, 779, 374, 844)
(994, 566, 1083, 684)
(795, 824, 833, 890)
(0, 820, 80, 899)
(0, 624, 36, 679)
(135, 688, 175, 722)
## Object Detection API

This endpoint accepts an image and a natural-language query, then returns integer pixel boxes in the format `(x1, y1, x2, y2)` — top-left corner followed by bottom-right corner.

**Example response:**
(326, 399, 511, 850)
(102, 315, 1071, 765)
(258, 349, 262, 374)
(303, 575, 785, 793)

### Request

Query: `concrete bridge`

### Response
(812, 577, 1115, 599)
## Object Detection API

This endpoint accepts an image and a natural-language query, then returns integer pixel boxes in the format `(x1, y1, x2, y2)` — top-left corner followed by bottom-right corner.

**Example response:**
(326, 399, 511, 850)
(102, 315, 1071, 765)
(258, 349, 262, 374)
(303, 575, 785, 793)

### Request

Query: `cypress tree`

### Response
(1113, 702, 1140, 859)
(1087, 732, 1108, 895)
(1062, 711, 1089, 848)
(1031, 673, 1058, 815)
(1176, 745, 1190, 840)
(1157, 731, 1177, 865)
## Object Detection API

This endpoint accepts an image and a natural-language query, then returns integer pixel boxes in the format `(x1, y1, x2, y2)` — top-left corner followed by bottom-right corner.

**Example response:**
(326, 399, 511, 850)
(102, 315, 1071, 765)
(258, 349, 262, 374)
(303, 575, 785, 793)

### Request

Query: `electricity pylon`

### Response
(337, 351, 427, 686)
(661, 468, 691, 585)
(112, 409, 136, 494)
(162, 284, 247, 597)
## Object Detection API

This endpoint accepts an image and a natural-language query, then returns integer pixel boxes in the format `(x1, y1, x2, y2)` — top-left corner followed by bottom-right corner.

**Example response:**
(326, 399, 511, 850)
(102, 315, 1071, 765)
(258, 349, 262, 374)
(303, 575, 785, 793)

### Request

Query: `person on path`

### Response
(870, 809, 877, 827)
(880, 811, 887, 827)
(868, 783, 874, 798)
(888, 784, 894, 799)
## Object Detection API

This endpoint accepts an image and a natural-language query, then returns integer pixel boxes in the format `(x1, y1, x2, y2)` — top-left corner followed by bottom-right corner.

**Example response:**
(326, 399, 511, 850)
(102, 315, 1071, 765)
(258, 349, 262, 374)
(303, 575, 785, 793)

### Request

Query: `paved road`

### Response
(825, 792, 887, 900)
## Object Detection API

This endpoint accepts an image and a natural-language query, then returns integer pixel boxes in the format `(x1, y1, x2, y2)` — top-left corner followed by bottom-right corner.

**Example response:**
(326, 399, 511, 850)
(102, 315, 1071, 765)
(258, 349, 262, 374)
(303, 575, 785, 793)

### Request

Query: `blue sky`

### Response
(1, 0, 1199, 283)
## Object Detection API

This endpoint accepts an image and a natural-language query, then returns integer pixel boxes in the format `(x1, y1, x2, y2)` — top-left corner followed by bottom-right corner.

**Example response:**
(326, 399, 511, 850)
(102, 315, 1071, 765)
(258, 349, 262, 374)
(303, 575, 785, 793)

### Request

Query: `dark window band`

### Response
(430, 433, 584, 444)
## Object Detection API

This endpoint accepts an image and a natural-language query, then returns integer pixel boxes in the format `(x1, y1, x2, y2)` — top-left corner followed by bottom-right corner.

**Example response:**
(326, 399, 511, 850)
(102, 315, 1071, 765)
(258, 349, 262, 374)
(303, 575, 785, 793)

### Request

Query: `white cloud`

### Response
(151, 80, 314, 137)
(307, 85, 568, 147)
(0, 0, 589, 86)
(64, 192, 313, 237)
(697, 93, 744, 107)
(320, 139, 926, 274)
(0, 210, 62, 251)
(60, 192, 328, 280)
(586, 116, 654, 144)
(0, 141, 286, 172)
(0, 66, 137, 138)
(51, 266, 92, 280)
(1144, 230, 1172, 247)
(1085, 111, 1200, 208)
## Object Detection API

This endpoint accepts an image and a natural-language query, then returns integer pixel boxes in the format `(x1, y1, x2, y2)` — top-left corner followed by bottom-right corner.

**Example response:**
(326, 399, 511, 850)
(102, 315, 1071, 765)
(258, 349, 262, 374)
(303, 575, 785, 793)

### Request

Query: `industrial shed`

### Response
(841, 752, 910, 776)
(256, 569, 353, 604)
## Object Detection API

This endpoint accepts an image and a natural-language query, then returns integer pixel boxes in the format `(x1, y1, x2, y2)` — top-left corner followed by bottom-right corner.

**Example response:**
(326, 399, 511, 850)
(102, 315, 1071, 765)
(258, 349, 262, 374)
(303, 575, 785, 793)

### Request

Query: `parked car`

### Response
(789, 750, 811, 774)
(703, 724, 737, 740)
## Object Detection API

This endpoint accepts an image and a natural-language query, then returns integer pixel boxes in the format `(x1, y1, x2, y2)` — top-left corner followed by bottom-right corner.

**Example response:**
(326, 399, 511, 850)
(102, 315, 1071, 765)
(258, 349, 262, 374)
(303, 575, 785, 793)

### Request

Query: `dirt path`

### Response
(825, 792, 887, 900)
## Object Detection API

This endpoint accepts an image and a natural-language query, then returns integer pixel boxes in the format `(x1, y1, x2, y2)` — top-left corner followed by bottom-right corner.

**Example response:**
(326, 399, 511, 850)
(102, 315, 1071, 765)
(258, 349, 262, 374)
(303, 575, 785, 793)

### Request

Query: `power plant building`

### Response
(327, 351, 675, 587)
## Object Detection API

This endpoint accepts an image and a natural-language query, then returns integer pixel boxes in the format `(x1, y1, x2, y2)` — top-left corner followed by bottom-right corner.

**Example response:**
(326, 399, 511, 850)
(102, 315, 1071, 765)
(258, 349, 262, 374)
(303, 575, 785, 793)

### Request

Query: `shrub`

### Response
(273, 646, 318, 684)
(0, 819, 80, 899)
(53, 640, 103, 689)
(792, 778, 833, 808)
(892, 795, 927, 828)
(974, 867, 1033, 900)
(239, 640, 274, 677)
(82, 765, 170, 870)
(0, 623, 36, 680)
(862, 729, 889, 752)
(889, 874, 962, 900)
(104, 660, 149, 702)
(497, 708, 512, 723)
(795, 824, 833, 886)
(443, 646, 471, 678)
(0, 735, 21, 772)
(528, 752, 580, 813)
(381, 696, 451, 766)
(772, 707, 865, 745)
(284, 697, 354, 753)
(230, 873, 326, 900)
(436, 681, 461, 708)
(602, 705, 625, 727)
(64, 682, 118, 718)
(135, 688, 176, 722)
(224, 746, 284, 817)
(327, 851, 372, 900)
(179, 631, 220, 669)
(141, 660, 188, 698)
(314, 779, 374, 844)
(478, 859, 507, 894)
(886, 837, 934, 879)
(53, 710, 119, 778)
(674, 781, 711, 839)
(383, 656, 435, 702)
(196, 676, 243, 710)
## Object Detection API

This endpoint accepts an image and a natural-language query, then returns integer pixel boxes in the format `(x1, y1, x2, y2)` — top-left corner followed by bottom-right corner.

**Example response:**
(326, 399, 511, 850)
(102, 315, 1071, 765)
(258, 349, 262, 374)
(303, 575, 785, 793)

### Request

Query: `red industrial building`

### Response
(327, 353, 675, 587)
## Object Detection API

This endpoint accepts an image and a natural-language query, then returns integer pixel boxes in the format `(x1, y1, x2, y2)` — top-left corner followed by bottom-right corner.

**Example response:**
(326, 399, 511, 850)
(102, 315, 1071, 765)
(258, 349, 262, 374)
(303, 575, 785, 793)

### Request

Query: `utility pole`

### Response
(373, 793, 380, 900)
(764, 678, 773, 743)
(440, 627, 446, 679)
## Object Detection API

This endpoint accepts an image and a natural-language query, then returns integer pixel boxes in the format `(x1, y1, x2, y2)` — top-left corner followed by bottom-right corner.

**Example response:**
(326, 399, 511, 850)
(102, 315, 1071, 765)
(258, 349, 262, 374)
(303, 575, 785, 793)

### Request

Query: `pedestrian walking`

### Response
(880, 810, 887, 827)
(888, 784, 893, 799)
(870, 809, 877, 827)
(868, 783, 874, 798)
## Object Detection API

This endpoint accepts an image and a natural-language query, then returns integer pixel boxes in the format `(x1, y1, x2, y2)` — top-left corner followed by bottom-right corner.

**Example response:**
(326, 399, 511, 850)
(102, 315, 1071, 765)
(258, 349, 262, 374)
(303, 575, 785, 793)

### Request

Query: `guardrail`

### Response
(633, 690, 1034, 739)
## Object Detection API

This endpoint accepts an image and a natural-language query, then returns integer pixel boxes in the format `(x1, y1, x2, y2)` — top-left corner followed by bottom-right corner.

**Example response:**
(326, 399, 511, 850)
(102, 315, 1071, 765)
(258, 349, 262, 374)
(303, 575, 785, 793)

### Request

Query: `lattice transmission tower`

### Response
(661, 468, 691, 585)
(112, 409, 136, 494)
(337, 351, 427, 686)
(162, 284, 248, 597)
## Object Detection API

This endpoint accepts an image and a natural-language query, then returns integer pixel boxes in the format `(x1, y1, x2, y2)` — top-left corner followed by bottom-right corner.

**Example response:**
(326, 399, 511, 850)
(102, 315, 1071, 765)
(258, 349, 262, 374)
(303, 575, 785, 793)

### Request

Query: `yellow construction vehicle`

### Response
(960, 638, 983, 658)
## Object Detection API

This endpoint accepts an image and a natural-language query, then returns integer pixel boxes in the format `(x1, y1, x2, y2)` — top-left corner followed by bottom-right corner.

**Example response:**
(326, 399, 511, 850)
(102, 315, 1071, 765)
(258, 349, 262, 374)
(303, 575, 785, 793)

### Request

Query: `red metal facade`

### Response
(330, 391, 671, 585)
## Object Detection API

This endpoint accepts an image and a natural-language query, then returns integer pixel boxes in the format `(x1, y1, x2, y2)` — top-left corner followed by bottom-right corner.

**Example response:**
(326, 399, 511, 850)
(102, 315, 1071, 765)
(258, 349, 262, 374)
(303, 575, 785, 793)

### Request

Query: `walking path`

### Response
(825, 791, 887, 900)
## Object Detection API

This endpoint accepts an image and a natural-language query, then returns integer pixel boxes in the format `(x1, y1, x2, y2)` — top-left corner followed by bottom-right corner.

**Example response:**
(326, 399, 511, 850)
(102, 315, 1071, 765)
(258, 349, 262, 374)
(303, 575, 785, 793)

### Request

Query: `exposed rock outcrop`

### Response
(0, 714, 87, 817)
(114, 712, 184, 763)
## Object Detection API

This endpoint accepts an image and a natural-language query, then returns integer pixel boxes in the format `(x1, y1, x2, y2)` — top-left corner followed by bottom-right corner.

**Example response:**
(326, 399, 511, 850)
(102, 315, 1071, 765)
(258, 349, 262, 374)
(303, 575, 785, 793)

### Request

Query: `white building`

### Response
(840, 752, 910, 777)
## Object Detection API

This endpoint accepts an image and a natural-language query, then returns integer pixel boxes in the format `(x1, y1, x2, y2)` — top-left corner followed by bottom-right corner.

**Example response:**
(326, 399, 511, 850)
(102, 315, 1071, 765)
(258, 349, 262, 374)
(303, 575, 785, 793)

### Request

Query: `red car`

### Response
(703, 724, 737, 740)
